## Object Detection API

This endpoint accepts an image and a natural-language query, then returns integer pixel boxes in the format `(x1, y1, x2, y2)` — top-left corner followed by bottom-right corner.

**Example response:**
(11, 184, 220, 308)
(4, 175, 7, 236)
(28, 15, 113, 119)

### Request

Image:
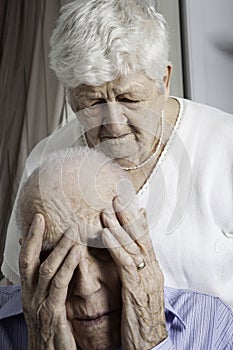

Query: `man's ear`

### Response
(163, 63, 173, 100)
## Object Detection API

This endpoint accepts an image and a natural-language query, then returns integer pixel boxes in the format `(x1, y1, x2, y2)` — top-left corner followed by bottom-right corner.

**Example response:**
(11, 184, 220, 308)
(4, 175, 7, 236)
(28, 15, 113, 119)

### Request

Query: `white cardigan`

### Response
(2, 98, 233, 309)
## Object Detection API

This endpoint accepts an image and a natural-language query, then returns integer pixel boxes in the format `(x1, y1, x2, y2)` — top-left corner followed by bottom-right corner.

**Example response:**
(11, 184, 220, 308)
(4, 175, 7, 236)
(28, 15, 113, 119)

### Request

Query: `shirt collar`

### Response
(164, 290, 186, 330)
(0, 286, 23, 320)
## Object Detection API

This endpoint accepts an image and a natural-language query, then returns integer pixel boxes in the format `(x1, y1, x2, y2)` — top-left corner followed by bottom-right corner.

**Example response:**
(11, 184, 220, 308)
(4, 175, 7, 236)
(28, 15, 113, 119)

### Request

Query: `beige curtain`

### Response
(0, 0, 66, 277)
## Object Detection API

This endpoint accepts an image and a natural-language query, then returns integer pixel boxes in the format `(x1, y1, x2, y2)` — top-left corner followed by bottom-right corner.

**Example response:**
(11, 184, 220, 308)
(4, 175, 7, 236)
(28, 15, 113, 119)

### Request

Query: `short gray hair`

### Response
(50, 0, 169, 89)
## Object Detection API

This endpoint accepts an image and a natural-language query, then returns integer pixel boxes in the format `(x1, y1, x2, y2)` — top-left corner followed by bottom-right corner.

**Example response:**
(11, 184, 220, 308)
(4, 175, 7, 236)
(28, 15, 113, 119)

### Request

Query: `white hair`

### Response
(16, 147, 135, 250)
(50, 0, 170, 90)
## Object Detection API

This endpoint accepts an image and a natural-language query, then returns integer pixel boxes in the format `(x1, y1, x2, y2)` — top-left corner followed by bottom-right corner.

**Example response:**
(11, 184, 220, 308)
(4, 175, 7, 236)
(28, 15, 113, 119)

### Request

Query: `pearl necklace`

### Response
(81, 110, 164, 171)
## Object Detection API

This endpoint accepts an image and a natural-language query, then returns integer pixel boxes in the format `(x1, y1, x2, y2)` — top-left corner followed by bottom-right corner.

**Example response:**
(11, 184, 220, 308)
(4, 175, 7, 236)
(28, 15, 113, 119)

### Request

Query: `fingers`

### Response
(101, 216, 145, 286)
(49, 245, 80, 306)
(36, 228, 79, 300)
(102, 212, 140, 257)
(113, 197, 149, 242)
(19, 213, 45, 287)
(102, 228, 140, 286)
(101, 196, 160, 285)
(102, 196, 153, 255)
(102, 221, 163, 294)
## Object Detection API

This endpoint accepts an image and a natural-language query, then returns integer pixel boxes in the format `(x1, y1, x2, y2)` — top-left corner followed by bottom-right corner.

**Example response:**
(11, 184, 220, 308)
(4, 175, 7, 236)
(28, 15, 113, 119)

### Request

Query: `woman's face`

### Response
(69, 71, 170, 168)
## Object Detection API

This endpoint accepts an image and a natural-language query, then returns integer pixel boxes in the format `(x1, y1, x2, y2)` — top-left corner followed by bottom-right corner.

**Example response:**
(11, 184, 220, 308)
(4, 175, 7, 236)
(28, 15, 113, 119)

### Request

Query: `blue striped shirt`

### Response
(0, 286, 232, 349)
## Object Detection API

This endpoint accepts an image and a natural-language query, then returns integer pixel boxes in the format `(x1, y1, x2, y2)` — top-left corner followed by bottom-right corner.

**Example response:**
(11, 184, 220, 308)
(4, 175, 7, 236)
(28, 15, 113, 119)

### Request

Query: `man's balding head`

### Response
(16, 147, 135, 250)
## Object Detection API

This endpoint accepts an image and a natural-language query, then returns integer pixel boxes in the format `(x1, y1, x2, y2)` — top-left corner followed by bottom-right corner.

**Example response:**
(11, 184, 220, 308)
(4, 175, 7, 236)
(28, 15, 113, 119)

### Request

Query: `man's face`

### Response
(37, 163, 127, 350)
(40, 209, 122, 350)
(69, 71, 169, 168)
(66, 238, 122, 350)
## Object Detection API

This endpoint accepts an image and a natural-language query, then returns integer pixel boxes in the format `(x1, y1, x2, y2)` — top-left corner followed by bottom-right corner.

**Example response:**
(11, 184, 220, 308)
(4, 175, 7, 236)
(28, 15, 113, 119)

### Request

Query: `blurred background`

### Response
(0, 0, 232, 278)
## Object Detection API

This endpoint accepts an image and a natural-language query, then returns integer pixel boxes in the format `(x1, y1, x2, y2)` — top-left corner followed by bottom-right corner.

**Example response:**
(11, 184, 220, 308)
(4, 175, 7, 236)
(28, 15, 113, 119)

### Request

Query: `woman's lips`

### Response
(101, 133, 131, 140)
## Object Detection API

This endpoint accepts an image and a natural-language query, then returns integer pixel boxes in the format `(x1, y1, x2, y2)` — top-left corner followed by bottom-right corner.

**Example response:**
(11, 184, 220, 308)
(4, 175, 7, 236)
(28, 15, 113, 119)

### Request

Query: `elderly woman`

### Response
(2, 0, 233, 310)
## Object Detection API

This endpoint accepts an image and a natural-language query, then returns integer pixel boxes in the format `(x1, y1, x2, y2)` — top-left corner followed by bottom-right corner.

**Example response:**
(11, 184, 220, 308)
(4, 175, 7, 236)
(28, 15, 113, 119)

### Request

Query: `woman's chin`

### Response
(99, 137, 138, 161)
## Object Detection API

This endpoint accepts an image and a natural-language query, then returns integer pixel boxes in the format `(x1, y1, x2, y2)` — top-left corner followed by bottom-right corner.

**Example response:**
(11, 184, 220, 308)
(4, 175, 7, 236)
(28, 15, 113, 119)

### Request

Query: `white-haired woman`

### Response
(2, 0, 233, 311)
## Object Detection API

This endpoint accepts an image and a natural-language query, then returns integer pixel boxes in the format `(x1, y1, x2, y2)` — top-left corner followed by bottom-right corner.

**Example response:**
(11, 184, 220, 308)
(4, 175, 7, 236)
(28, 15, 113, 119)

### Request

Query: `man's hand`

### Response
(102, 197, 168, 350)
(19, 214, 79, 350)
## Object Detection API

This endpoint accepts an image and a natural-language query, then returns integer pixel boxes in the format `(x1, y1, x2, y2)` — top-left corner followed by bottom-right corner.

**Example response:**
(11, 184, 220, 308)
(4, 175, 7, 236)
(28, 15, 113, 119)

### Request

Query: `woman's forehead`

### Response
(70, 72, 155, 97)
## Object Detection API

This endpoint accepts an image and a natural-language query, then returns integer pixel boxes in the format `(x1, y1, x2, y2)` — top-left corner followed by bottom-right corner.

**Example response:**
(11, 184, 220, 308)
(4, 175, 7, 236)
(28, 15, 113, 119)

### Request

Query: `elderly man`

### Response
(0, 147, 233, 350)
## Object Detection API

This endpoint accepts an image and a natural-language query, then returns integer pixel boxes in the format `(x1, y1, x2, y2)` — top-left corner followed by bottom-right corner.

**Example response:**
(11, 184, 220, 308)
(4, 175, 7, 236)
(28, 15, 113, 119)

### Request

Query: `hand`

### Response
(101, 197, 167, 350)
(19, 214, 79, 350)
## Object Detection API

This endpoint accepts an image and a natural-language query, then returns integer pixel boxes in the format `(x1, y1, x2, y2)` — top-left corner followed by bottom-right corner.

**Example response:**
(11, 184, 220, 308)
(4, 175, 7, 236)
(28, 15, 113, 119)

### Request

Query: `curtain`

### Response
(0, 0, 66, 278)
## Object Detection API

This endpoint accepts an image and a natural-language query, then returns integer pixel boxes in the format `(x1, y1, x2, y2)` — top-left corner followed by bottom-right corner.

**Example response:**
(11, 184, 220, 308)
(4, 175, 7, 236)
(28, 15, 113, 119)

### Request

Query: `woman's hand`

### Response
(101, 197, 168, 350)
(19, 214, 79, 350)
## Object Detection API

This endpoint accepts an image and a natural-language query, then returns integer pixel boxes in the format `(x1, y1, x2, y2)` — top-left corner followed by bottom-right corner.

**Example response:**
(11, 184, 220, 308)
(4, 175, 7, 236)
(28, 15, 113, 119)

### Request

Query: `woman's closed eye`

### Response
(90, 99, 106, 107)
(118, 97, 140, 104)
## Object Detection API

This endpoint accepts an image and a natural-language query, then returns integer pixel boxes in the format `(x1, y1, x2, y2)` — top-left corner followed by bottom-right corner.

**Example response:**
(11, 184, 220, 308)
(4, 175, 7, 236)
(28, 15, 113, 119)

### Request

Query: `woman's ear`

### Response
(163, 63, 173, 100)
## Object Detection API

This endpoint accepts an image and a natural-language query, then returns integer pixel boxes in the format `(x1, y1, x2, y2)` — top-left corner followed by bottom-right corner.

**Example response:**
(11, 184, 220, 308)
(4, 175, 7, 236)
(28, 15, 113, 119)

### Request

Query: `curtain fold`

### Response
(0, 0, 65, 277)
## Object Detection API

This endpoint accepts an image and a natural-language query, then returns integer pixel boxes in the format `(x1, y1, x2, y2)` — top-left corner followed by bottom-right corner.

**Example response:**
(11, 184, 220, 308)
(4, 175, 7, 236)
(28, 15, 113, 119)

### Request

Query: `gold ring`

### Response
(136, 260, 146, 270)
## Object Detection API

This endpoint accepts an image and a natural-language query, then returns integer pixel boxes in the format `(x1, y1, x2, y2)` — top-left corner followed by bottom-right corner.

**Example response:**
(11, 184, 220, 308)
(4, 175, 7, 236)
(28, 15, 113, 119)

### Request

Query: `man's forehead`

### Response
(64, 219, 105, 248)
(35, 151, 135, 249)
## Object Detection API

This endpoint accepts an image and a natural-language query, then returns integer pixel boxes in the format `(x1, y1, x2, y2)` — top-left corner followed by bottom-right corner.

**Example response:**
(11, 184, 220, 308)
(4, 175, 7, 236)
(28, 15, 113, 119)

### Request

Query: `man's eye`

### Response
(39, 249, 52, 263)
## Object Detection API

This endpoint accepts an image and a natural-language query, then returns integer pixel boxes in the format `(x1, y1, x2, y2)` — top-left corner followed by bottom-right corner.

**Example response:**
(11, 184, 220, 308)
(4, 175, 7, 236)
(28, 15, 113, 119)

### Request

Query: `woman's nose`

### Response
(103, 102, 128, 135)
(71, 257, 102, 299)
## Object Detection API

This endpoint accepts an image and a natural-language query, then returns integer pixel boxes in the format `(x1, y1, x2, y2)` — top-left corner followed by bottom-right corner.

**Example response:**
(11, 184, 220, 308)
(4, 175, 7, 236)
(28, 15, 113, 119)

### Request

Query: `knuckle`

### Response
(39, 261, 53, 278)
(52, 275, 66, 289)
(19, 255, 31, 270)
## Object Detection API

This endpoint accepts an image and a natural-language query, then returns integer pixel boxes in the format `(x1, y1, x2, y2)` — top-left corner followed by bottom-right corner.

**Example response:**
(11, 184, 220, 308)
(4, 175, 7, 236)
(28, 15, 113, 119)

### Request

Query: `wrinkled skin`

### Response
(19, 197, 167, 350)
(19, 214, 78, 350)
(102, 198, 168, 350)
(69, 71, 172, 170)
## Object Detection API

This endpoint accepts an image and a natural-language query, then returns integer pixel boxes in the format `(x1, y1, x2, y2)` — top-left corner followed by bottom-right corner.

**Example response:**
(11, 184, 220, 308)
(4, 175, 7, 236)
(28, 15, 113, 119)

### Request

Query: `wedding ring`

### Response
(136, 260, 146, 270)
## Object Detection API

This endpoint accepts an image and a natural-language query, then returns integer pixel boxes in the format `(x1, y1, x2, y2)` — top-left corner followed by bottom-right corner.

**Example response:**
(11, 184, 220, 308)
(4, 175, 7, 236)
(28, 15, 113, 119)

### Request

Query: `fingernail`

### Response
(29, 214, 44, 237)
(115, 195, 138, 214)
(113, 196, 125, 211)
(116, 196, 123, 205)
(102, 228, 112, 245)
(32, 213, 43, 227)
(103, 211, 115, 222)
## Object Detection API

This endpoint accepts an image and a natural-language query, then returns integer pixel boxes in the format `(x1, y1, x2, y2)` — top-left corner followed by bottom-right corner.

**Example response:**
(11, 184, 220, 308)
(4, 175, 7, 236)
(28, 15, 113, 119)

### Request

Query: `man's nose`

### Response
(72, 257, 101, 298)
(103, 102, 128, 135)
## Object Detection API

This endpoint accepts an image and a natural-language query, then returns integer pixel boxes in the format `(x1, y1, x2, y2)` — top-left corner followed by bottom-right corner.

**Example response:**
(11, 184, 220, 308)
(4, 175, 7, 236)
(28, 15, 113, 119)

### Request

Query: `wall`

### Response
(181, 0, 233, 113)
(157, 0, 184, 97)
